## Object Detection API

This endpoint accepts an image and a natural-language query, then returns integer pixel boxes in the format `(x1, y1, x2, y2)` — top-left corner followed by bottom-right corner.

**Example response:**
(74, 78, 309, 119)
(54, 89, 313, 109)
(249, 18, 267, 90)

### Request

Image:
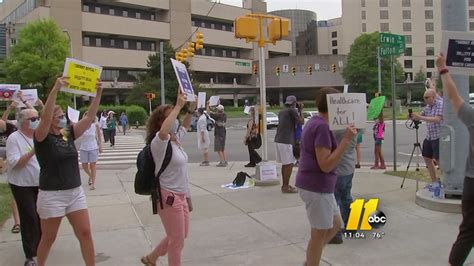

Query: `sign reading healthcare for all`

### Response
(442, 31, 474, 75)
(171, 58, 195, 101)
(327, 93, 367, 131)
(62, 58, 102, 97)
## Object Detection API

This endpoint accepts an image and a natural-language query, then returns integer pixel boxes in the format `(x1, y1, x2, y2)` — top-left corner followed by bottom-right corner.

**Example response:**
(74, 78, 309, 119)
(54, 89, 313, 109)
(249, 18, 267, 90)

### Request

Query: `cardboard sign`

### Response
(67, 106, 80, 123)
(442, 31, 474, 75)
(209, 96, 220, 106)
(0, 84, 20, 100)
(62, 58, 102, 97)
(197, 92, 206, 108)
(327, 93, 367, 130)
(13, 89, 38, 107)
(170, 58, 195, 101)
(367, 96, 386, 120)
(256, 162, 278, 181)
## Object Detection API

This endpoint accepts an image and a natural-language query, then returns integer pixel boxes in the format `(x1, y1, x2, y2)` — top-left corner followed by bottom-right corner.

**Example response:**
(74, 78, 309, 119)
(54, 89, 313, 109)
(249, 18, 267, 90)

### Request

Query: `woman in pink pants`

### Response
(141, 89, 196, 266)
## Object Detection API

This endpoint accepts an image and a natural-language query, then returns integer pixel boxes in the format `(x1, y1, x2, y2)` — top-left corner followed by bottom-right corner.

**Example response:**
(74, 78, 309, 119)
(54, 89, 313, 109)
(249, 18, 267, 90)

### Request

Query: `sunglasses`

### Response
(27, 117, 40, 122)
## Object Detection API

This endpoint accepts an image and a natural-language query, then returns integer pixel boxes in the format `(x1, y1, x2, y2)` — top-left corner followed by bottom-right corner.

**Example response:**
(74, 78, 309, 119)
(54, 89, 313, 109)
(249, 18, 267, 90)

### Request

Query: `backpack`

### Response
(233, 171, 252, 187)
(134, 141, 172, 214)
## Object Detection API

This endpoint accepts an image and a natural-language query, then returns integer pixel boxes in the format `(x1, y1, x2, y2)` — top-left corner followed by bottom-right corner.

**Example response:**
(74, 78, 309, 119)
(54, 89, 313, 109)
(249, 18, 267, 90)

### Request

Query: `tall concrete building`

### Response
(318, 0, 474, 81)
(0, 0, 291, 104)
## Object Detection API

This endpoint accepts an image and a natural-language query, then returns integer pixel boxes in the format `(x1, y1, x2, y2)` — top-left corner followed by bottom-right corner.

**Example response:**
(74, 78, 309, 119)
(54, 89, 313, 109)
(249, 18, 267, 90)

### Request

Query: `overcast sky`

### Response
(219, 0, 342, 21)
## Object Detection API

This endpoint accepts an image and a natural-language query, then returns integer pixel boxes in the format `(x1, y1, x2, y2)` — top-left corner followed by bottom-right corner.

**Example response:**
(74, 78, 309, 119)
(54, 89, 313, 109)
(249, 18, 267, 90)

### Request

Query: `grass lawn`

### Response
(0, 183, 12, 227)
(385, 169, 432, 183)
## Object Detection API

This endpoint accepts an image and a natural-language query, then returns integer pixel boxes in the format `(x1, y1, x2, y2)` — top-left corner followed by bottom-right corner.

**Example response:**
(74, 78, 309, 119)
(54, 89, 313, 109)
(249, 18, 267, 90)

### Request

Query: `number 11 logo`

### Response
(346, 198, 386, 230)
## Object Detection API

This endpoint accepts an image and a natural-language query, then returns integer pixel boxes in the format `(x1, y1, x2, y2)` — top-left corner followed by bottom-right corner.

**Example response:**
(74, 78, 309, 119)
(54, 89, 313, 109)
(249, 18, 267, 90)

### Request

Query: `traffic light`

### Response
(175, 51, 183, 62)
(187, 42, 195, 57)
(252, 64, 258, 75)
(145, 93, 156, 100)
(268, 18, 290, 44)
(276, 66, 280, 76)
(308, 65, 313, 75)
(234, 16, 258, 40)
(195, 32, 204, 50)
(291, 66, 296, 76)
(331, 64, 337, 73)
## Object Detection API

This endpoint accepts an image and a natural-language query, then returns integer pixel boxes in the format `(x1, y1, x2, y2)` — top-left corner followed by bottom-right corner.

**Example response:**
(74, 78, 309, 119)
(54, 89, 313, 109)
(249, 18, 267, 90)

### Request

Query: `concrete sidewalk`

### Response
(1, 163, 473, 266)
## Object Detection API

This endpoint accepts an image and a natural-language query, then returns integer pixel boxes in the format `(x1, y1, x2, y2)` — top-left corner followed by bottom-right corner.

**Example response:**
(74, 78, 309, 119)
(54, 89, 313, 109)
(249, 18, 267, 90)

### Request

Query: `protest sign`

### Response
(367, 96, 386, 120)
(67, 106, 80, 123)
(0, 84, 20, 100)
(171, 59, 195, 101)
(209, 96, 220, 106)
(244, 106, 251, 114)
(62, 58, 102, 97)
(197, 92, 206, 108)
(327, 93, 367, 130)
(14, 89, 38, 107)
(442, 31, 474, 75)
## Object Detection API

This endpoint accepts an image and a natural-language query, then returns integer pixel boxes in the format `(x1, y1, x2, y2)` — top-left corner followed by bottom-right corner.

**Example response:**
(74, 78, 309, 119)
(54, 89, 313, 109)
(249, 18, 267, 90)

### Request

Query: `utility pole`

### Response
(378, 47, 382, 94)
(160, 42, 165, 105)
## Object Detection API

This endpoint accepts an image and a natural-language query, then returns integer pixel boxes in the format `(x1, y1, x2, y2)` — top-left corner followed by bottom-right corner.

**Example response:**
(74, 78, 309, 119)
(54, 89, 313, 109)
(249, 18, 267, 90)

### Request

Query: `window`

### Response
(222, 50, 227, 57)
(380, 10, 389, 19)
(95, 6, 101, 14)
(332, 40, 338, 46)
(151, 14, 155, 21)
(426, 22, 434, 31)
(362, 11, 366, 20)
(405, 35, 412, 44)
(362, 23, 367, 32)
(124, 40, 129, 49)
(405, 47, 412, 56)
(151, 43, 155, 51)
(379, 0, 388, 7)
(426, 47, 435, 56)
(332, 31, 337, 38)
(96, 37, 101, 47)
(426, 59, 435, 68)
(426, 34, 434, 43)
(380, 23, 389, 32)
(402, 0, 410, 7)
(403, 10, 411, 19)
(83, 4, 89, 12)
(470, 0, 474, 6)
(109, 8, 115, 16)
(211, 49, 216, 56)
(404, 60, 413, 68)
(403, 22, 411, 32)
(136, 12, 141, 19)
(470, 10, 474, 19)
(84, 36, 90, 46)
(136, 41, 141, 50)
(427, 72, 432, 78)
(405, 72, 413, 82)
(123, 10, 128, 17)
(470, 22, 474, 31)
(361, 0, 365, 7)
(332, 49, 338, 55)
(231, 50, 237, 58)
(425, 10, 433, 19)
(424, 0, 433, 7)
(110, 39, 115, 47)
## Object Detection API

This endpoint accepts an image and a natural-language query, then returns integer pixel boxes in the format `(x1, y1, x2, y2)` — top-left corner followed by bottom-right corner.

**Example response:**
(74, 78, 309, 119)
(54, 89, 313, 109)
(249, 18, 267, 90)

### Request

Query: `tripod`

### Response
(401, 121, 423, 188)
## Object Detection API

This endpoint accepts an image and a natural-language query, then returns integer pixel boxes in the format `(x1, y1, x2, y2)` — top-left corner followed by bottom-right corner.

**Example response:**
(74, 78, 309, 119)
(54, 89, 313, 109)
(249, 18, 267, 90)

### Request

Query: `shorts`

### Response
(80, 149, 99, 163)
(422, 138, 439, 160)
(37, 186, 87, 219)
(375, 139, 383, 145)
(299, 188, 342, 230)
(275, 143, 296, 165)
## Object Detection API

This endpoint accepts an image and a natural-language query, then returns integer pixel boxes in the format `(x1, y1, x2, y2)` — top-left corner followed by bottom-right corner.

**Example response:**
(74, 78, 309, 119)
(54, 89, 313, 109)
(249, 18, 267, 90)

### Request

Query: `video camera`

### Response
(407, 109, 422, 129)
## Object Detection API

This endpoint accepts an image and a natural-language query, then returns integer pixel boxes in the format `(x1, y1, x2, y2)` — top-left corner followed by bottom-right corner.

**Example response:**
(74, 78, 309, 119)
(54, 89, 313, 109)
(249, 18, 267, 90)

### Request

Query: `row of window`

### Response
(191, 18, 234, 32)
(404, 59, 435, 69)
(101, 69, 145, 82)
(82, 2, 157, 22)
(377, 22, 435, 32)
(404, 47, 436, 57)
(361, 0, 434, 8)
(362, 10, 433, 20)
(194, 46, 240, 58)
(83, 36, 156, 51)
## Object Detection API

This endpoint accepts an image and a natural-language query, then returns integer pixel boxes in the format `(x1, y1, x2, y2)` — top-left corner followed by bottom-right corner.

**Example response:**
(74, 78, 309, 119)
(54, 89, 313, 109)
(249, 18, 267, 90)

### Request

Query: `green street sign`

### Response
(379, 33, 405, 56)
(380, 46, 405, 57)
(235, 61, 250, 67)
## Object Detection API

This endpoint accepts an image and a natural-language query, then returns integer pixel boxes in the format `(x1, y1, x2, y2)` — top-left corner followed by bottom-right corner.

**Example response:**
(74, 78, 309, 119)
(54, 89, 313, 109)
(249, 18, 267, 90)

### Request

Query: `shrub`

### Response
(79, 105, 148, 125)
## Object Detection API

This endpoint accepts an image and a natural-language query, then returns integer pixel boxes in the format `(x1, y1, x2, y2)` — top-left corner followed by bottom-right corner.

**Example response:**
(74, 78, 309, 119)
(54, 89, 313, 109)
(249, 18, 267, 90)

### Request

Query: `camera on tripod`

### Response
(407, 109, 422, 129)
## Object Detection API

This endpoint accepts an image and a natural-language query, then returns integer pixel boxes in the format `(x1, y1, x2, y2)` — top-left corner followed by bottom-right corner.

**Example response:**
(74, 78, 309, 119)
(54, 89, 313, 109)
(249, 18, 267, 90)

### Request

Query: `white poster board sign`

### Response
(197, 92, 206, 108)
(170, 58, 195, 101)
(244, 105, 251, 114)
(209, 96, 220, 106)
(327, 93, 367, 130)
(257, 162, 278, 181)
(67, 106, 80, 123)
(13, 89, 38, 107)
(441, 31, 474, 76)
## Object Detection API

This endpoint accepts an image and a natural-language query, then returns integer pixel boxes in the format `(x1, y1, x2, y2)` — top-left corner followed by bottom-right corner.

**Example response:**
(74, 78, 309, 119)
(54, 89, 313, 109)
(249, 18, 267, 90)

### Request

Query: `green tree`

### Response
(342, 32, 404, 100)
(4, 19, 71, 105)
(0, 58, 5, 83)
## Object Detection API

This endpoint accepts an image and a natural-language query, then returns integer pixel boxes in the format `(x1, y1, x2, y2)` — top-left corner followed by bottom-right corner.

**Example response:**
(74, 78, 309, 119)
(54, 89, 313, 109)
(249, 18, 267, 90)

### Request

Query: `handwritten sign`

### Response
(0, 84, 20, 100)
(327, 93, 367, 130)
(62, 58, 102, 97)
(171, 58, 195, 101)
(442, 31, 474, 75)
(13, 89, 38, 107)
(367, 96, 386, 120)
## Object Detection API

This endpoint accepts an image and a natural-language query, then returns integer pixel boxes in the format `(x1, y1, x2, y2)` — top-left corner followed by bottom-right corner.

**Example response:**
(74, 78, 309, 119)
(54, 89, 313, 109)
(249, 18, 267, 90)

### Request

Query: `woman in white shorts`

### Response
(34, 77, 103, 266)
(79, 111, 102, 190)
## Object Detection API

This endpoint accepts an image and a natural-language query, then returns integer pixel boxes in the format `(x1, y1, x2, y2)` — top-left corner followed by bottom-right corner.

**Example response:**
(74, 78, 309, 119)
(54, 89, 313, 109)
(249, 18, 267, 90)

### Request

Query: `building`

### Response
(0, 0, 292, 105)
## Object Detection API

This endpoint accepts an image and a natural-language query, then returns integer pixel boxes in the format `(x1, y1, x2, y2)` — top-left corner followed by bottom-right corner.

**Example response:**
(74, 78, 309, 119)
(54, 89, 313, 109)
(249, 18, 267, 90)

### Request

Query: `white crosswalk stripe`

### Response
(78, 134, 145, 165)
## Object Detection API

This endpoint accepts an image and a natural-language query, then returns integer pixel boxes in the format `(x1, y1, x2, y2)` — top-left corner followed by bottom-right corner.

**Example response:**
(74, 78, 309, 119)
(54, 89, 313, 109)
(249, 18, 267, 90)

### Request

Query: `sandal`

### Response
(88, 178, 92, 186)
(11, 224, 20, 234)
(140, 255, 156, 266)
(281, 185, 298, 194)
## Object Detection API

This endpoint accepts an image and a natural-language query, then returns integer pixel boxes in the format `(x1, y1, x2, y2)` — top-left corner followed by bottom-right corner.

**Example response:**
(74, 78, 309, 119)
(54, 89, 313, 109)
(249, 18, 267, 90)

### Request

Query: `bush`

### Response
(79, 105, 148, 125)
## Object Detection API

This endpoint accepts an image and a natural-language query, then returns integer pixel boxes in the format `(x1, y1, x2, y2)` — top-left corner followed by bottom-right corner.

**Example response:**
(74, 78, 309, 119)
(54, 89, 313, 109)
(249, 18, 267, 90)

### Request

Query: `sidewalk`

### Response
(1, 163, 472, 265)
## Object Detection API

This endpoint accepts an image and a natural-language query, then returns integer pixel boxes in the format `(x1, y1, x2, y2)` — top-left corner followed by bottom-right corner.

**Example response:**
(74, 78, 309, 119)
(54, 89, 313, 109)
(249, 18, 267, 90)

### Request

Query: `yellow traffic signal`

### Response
(188, 42, 195, 57)
(331, 64, 336, 73)
(268, 18, 289, 44)
(195, 32, 204, 50)
(291, 66, 296, 76)
(252, 64, 258, 75)
(276, 66, 280, 76)
(308, 65, 313, 75)
(234, 16, 258, 40)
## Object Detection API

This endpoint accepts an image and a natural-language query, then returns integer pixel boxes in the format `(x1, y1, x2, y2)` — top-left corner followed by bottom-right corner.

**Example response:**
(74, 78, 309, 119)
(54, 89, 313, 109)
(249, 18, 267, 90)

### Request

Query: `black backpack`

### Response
(135, 141, 172, 214)
(233, 171, 252, 187)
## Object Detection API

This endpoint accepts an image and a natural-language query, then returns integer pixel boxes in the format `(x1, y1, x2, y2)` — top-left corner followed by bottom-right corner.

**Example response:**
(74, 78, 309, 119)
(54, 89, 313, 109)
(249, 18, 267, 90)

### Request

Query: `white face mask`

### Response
(29, 119, 40, 130)
(58, 117, 67, 129)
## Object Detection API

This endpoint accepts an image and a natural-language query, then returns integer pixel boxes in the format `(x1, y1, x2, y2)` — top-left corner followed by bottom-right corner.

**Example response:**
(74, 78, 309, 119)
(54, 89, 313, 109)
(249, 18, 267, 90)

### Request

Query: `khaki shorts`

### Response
(37, 186, 87, 219)
(299, 188, 342, 230)
(275, 143, 296, 165)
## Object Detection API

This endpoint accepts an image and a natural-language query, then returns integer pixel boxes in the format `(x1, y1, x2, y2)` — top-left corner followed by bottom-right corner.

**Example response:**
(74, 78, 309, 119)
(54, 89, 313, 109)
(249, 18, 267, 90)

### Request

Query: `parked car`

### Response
(189, 111, 215, 132)
(303, 110, 319, 124)
(408, 101, 425, 107)
(266, 112, 279, 129)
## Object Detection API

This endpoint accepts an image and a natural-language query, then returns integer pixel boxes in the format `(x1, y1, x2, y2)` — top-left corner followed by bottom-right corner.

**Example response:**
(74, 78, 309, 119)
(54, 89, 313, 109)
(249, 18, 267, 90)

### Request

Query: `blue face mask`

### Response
(58, 117, 67, 129)
(29, 120, 39, 130)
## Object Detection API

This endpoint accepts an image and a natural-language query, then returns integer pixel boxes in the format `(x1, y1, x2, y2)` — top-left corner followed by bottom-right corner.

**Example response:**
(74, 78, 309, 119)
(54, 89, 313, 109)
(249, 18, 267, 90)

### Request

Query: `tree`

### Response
(0, 58, 5, 83)
(414, 67, 426, 82)
(342, 32, 404, 100)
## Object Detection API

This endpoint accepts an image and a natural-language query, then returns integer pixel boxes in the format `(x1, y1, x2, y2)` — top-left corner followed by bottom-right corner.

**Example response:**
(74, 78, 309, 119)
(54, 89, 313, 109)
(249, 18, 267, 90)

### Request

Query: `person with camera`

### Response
(435, 53, 474, 266)
(410, 88, 443, 189)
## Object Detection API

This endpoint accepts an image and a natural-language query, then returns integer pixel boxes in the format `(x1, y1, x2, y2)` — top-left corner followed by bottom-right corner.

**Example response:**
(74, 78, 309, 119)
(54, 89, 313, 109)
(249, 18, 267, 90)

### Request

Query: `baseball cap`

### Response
(216, 105, 224, 111)
(285, 95, 297, 105)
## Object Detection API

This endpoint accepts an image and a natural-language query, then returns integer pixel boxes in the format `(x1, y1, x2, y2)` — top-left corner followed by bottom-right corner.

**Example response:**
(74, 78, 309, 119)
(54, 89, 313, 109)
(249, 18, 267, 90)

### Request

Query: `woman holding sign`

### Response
(34, 76, 103, 266)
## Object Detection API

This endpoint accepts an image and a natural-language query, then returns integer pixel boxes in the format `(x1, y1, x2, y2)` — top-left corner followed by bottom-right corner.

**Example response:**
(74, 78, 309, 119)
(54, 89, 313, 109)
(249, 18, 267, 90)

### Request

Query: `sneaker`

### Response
(216, 161, 226, 167)
(425, 181, 440, 192)
(200, 161, 210, 166)
(355, 163, 361, 169)
(244, 163, 256, 167)
(224, 161, 229, 167)
(24, 259, 36, 266)
(328, 235, 343, 244)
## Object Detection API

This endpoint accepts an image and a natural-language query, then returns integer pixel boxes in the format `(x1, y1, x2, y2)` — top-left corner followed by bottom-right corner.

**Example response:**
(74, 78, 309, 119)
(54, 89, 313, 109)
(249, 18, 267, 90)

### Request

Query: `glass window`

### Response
(151, 42, 155, 51)
(362, 23, 366, 32)
(470, 10, 474, 19)
(83, 4, 89, 12)
(425, 10, 433, 19)
(470, 22, 474, 31)
(123, 10, 128, 17)
(424, 0, 433, 7)
(404, 60, 413, 68)
(361, 0, 365, 7)
(426, 35, 434, 43)
(380, 10, 389, 19)
(110, 39, 115, 47)
(427, 72, 432, 78)
(222, 50, 227, 57)
(332, 31, 337, 38)
(470, 0, 474, 6)
(332, 49, 338, 55)
(426, 60, 435, 68)
(405, 47, 412, 56)
(403, 10, 411, 19)
(151, 14, 155, 21)
(109, 8, 115, 16)
(137, 41, 141, 50)
(379, 0, 388, 7)
(332, 40, 338, 46)
(95, 6, 100, 14)
(380, 23, 389, 32)
(124, 40, 129, 49)
(231, 50, 237, 58)
(405, 35, 412, 44)
(426, 47, 435, 56)
(402, 0, 410, 7)
(211, 49, 216, 56)
(96, 37, 101, 47)
(426, 22, 434, 31)
(84, 36, 90, 46)
(403, 23, 411, 32)
(136, 12, 141, 19)
(362, 11, 366, 20)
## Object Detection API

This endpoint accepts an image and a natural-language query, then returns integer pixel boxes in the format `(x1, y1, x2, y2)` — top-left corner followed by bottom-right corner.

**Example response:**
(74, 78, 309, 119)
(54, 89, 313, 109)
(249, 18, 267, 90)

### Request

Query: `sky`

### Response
(219, 0, 342, 21)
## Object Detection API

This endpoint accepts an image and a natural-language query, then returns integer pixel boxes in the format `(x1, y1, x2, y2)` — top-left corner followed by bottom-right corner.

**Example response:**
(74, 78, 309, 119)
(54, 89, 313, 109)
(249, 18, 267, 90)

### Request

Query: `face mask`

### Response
(29, 120, 39, 130)
(58, 117, 68, 129)
(171, 119, 180, 135)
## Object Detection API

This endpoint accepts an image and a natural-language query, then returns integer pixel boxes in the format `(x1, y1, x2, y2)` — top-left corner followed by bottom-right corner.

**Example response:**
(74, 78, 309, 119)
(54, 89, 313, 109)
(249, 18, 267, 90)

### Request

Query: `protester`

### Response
(196, 108, 210, 166)
(34, 77, 103, 266)
(411, 88, 443, 189)
(435, 53, 474, 266)
(355, 130, 363, 168)
(244, 106, 261, 167)
(141, 89, 195, 266)
(294, 102, 304, 167)
(119, 112, 128, 135)
(6, 108, 41, 266)
(295, 87, 357, 266)
(207, 103, 228, 167)
(99, 111, 109, 143)
(371, 112, 386, 169)
(79, 111, 102, 190)
(107, 111, 117, 148)
(274, 95, 303, 193)
(11, 200, 20, 234)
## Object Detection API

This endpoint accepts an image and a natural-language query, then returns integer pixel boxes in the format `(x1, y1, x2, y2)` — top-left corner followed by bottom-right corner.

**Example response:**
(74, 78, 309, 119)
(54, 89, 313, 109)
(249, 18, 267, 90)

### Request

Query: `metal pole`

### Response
(391, 55, 397, 171)
(148, 98, 152, 115)
(160, 42, 165, 105)
(378, 47, 382, 94)
(259, 46, 267, 161)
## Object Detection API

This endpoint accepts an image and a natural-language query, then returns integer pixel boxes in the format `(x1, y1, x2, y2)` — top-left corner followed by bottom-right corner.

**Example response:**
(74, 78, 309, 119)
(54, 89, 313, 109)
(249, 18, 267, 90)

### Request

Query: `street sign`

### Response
(379, 33, 405, 57)
(379, 46, 405, 57)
